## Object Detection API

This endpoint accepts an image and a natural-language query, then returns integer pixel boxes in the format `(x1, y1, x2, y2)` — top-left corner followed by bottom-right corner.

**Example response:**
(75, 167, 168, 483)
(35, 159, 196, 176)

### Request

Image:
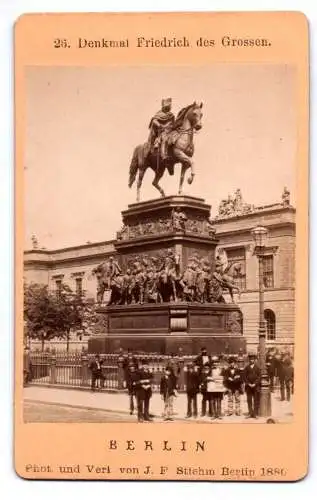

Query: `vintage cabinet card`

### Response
(15, 12, 309, 481)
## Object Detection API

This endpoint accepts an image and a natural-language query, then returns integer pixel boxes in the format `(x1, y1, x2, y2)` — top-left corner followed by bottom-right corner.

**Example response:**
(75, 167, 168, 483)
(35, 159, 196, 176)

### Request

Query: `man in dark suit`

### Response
(136, 360, 153, 422)
(89, 354, 105, 391)
(185, 363, 200, 418)
(278, 354, 294, 401)
(243, 354, 261, 418)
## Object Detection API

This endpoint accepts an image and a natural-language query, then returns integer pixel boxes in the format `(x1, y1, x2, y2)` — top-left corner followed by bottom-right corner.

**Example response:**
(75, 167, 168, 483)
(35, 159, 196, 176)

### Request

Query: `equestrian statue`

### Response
(128, 98, 203, 201)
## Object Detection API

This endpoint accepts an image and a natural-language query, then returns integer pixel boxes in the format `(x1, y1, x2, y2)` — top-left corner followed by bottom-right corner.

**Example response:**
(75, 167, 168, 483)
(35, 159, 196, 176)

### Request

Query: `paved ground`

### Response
(24, 401, 135, 423)
(24, 385, 293, 424)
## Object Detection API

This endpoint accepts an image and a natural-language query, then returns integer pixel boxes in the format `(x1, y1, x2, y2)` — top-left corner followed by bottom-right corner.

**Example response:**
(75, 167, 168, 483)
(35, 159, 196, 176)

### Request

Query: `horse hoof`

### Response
(187, 174, 194, 185)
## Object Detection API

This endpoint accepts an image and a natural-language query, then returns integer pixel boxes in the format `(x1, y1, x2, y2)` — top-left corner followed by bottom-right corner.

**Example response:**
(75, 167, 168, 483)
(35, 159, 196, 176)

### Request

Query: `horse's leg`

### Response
(152, 165, 165, 198)
(179, 164, 186, 195)
(173, 147, 193, 194)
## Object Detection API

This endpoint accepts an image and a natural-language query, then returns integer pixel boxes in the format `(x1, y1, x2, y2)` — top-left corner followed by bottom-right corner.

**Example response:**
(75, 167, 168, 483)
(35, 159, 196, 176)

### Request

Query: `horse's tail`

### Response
(128, 147, 139, 188)
(129, 144, 147, 187)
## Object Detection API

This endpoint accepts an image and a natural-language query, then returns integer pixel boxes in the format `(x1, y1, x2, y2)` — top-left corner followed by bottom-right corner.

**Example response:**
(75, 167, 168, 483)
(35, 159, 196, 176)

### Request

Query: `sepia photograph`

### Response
(23, 64, 295, 425)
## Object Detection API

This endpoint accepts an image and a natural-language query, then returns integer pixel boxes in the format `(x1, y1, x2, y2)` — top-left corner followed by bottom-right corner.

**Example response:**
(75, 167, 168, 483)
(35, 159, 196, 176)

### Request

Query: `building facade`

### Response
(24, 190, 295, 352)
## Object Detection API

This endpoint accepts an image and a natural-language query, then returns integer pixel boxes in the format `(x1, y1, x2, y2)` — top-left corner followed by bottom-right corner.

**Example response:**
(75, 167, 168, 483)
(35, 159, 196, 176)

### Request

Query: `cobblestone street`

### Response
(24, 401, 135, 423)
(24, 386, 293, 424)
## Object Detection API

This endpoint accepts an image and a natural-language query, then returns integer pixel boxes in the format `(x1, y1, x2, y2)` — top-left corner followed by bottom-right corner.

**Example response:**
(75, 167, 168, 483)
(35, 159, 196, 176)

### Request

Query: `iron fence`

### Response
(27, 351, 201, 391)
(26, 350, 287, 393)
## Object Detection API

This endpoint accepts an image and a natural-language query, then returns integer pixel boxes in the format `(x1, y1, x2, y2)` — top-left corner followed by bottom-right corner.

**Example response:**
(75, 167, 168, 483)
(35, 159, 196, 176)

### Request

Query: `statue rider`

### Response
(148, 98, 175, 161)
(214, 248, 229, 282)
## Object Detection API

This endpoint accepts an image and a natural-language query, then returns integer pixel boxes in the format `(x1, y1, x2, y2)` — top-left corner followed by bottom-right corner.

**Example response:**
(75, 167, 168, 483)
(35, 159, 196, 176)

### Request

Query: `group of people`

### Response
(122, 347, 294, 422)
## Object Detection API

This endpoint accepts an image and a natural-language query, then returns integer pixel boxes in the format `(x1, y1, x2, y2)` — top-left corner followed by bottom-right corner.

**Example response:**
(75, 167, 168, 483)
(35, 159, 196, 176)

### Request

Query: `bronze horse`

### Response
(128, 102, 203, 201)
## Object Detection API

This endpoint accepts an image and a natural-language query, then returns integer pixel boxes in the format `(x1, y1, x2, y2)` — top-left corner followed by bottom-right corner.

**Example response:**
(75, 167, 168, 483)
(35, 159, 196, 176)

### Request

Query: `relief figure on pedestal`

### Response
(212, 248, 241, 303)
(92, 256, 123, 305)
(171, 206, 187, 232)
(156, 249, 182, 303)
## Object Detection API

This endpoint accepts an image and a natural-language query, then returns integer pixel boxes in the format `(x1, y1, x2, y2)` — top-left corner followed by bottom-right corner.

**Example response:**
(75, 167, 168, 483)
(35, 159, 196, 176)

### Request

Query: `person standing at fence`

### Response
(136, 360, 153, 422)
(123, 349, 138, 374)
(243, 353, 261, 418)
(223, 356, 243, 416)
(126, 362, 139, 415)
(89, 354, 105, 392)
(278, 353, 294, 402)
(23, 347, 32, 386)
(209, 356, 226, 420)
(185, 362, 200, 418)
(160, 366, 178, 421)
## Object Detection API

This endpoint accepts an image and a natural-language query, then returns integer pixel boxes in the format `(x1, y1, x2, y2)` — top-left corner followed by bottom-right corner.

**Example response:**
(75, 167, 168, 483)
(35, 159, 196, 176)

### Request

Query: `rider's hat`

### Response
(162, 97, 172, 107)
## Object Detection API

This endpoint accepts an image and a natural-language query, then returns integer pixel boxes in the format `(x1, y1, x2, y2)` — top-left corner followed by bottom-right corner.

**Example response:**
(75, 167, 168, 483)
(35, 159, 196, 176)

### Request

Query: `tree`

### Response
(24, 282, 86, 351)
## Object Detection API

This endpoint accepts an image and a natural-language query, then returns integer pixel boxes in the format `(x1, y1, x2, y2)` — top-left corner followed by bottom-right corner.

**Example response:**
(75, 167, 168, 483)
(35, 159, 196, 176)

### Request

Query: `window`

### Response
(264, 309, 276, 340)
(262, 255, 274, 288)
(55, 279, 62, 299)
(225, 247, 246, 290)
(75, 277, 83, 298)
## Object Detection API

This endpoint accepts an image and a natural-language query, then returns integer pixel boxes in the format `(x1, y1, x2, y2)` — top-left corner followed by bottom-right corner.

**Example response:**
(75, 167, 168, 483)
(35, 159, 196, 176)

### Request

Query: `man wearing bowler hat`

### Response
(136, 360, 153, 422)
(243, 353, 261, 418)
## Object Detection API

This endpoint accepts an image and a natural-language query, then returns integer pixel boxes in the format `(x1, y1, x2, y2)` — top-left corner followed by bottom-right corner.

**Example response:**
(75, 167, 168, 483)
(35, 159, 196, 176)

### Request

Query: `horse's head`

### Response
(227, 262, 242, 278)
(187, 101, 203, 131)
(174, 102, 203, 132)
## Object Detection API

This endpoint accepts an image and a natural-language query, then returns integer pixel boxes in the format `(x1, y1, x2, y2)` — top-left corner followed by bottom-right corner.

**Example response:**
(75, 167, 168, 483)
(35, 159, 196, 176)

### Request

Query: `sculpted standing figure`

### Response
(282, 186, 290, 207)
(148, 98, 175, 160)
(108, 256, 122, 288)
(214, 248, 229, 278)
(212, 248, 241, 303)
(171, 206, 187, 231)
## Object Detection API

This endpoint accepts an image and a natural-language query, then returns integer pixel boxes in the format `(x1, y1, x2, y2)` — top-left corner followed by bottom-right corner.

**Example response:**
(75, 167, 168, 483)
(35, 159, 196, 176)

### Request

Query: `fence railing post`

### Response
(49, 350, 57, 384)
(117, 355, 125, 390)
(81, 352, 89, 387)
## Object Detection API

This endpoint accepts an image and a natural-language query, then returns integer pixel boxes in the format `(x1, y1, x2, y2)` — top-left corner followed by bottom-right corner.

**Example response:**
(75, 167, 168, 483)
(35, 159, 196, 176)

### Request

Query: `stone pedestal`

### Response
(88, 303, 246, 355)
(115, 195, 218, 273)
(89, 195, 246, 356)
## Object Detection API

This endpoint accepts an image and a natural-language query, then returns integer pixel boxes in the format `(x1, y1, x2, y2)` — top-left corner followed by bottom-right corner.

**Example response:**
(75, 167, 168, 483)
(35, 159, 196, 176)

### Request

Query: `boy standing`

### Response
(210, 356, 226, 420)
(89, 354, 105, 391)
(199, 364, 214, 418)
(223, 356, 243, 416)
(160, 367, 178, 421)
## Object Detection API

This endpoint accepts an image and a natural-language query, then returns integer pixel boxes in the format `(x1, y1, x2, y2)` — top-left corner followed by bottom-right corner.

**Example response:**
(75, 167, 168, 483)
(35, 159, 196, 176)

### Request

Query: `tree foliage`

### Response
(24, 282, 89, 347)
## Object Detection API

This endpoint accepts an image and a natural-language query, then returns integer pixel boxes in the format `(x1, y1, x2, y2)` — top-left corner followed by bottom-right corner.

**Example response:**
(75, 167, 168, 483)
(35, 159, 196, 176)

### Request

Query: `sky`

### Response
(24, 64, 296, 250)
